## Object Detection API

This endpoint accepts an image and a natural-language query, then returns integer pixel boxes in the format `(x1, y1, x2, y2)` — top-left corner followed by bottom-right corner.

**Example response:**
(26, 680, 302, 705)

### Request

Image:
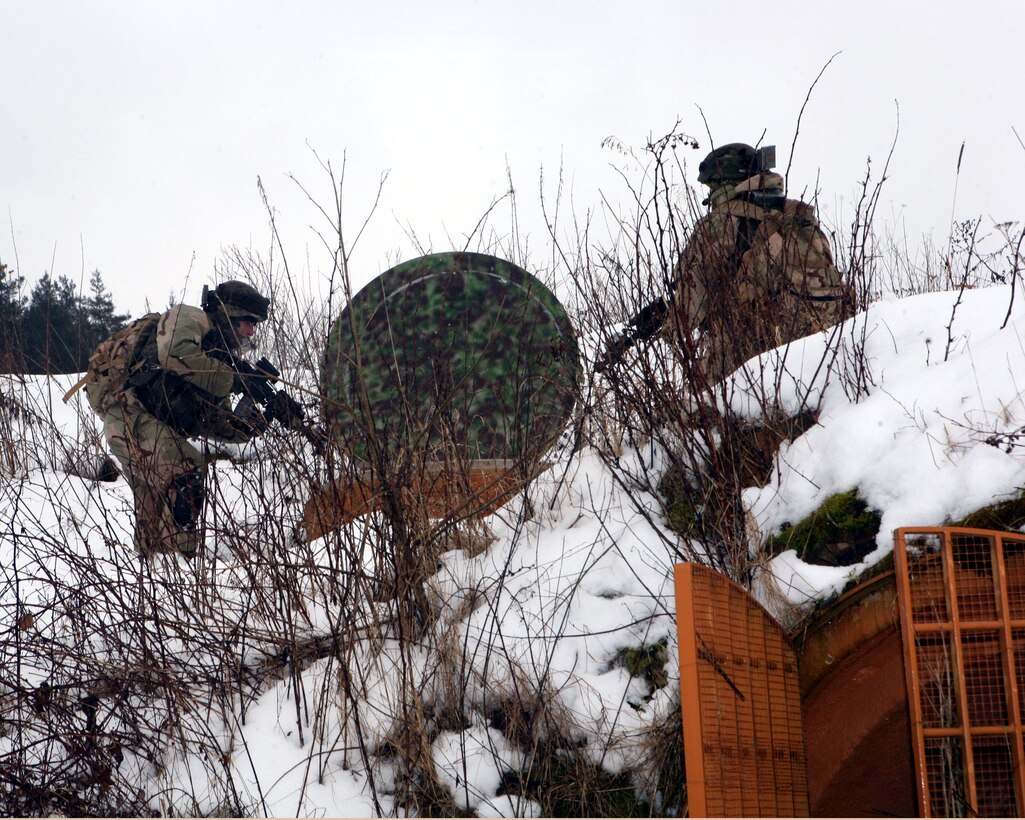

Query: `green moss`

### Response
(764, 489, 882, 567)
(952, 491, 1025, 531)
(658, 466, 703, 539)
(613, 640, 670, 693)
(837, 550, 895, 596)
(500, 752, 653, 817)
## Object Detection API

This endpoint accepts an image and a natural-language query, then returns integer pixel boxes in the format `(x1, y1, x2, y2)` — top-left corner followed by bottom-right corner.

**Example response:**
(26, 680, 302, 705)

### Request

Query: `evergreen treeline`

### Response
(0, 260, 130, 375)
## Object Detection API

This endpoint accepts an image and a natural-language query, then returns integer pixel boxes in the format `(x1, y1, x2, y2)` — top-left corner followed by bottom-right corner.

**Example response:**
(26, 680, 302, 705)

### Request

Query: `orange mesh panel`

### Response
(674, 563, 809, 817)
(1008, 538, 1025, 618)
(894, 527, 1025, 817)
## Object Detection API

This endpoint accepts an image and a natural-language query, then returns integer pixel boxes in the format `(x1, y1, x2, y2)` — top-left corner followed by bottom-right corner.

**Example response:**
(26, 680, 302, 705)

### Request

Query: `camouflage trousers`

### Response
(101, 391, 207, 558)
(689, 294, 847, 385)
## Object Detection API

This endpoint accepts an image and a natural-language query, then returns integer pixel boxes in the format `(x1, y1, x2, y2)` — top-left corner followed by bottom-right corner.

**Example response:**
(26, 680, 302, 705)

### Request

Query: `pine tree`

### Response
(15, 269, 131, 374)
(83, 269, 130, 357)
(0, 260, 26, 372)
(23, 273, 82, 374)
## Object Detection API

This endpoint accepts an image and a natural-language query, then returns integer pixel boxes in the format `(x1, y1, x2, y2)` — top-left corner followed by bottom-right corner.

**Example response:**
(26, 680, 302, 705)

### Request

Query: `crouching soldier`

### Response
(82, 281, 272, 557)
(600, 142, 855, 384)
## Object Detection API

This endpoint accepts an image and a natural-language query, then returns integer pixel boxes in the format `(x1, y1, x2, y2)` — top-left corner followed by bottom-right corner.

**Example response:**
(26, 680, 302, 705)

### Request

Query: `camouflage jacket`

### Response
(130, 304, 254, 442)
(671, 172, 852, 379)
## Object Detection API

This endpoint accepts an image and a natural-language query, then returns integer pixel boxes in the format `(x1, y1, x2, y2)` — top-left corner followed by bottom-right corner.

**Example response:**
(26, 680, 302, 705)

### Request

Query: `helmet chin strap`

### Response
(209, 309, 244, 351)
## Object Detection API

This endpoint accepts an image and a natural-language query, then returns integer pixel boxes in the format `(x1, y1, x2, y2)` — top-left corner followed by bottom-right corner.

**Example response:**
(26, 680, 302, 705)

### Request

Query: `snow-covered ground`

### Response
(737, 285, 1025, 607)
(3, 283, 1025, 815)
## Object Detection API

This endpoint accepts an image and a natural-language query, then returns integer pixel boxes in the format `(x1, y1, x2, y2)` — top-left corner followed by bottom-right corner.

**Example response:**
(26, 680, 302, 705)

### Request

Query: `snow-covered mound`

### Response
(737, 284, 1025, 604)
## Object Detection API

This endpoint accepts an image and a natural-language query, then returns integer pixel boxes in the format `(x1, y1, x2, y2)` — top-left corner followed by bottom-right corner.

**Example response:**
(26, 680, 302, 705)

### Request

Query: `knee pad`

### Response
(167, 469, 205, 532)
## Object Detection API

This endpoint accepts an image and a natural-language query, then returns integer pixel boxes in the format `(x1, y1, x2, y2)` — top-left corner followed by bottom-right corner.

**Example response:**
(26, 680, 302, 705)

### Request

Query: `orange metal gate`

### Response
(893, 526, 1025, 817)
(675, 562, 809, 817)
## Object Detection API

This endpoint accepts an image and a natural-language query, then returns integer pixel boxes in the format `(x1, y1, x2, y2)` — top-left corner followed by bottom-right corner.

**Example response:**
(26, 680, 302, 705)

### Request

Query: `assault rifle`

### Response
(595, 297, 669, 372)
(214, 351, 330, 454)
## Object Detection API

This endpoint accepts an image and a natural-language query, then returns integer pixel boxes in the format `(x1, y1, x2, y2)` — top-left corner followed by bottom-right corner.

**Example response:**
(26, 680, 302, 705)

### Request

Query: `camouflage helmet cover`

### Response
(211, 280, 269, 322)
(697, 143, 759, 186)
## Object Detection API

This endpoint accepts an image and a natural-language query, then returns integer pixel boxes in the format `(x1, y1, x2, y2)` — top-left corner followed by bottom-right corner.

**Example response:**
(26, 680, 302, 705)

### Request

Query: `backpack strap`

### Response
(717, 198, 771, 275)
(730, 215, 760, 272)
(62, 373, 91, 404)
(125, 314, 162, 378)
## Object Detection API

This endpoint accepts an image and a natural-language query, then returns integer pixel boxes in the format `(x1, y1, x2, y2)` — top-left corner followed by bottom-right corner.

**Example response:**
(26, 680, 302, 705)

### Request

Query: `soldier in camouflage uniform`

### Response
(602, 143, 853, 383)
(87, 281, 271, 557)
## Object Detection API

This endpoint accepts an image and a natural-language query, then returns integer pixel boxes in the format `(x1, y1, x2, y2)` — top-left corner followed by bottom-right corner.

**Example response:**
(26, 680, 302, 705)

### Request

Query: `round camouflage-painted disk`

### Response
(323, 252, 580, 463)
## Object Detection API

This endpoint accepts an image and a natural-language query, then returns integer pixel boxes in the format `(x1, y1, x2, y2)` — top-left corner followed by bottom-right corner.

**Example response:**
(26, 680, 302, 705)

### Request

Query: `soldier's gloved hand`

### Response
(232, 371, 271, 399)
(232, 395, 269, 435)
(264, 390, 305, 426)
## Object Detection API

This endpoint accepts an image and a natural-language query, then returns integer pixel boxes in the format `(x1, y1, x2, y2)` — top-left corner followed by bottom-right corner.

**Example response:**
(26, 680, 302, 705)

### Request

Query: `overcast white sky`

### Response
(2, 0, 1023, 316)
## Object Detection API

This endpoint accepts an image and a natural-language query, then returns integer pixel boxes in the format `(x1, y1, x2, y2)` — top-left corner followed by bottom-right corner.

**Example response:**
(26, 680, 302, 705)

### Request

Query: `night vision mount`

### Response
(755, 145, 776, 173)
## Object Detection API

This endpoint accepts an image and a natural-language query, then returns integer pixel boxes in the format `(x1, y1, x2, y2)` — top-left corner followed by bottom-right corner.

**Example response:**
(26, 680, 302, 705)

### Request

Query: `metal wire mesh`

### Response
(972, 735, 1017, 817)
(961, 630, 1008, 726)
(915, 632, 959, 729)
(1016, 628, 1025, 721)
(675, 563, 808, 817)
(924, 736, 969, 817)
(895, 527, 1025, 817)
(1008, 539, 1025, 619)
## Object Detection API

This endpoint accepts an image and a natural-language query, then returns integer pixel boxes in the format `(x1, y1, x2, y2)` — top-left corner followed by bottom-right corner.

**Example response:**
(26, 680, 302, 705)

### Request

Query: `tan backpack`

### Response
(729, 198, 847, 302)
(63, 313, 161, 412)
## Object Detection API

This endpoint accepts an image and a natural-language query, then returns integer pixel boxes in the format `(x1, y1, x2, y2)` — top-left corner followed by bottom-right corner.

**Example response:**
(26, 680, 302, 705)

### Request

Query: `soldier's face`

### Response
(220, 316, 257, 351)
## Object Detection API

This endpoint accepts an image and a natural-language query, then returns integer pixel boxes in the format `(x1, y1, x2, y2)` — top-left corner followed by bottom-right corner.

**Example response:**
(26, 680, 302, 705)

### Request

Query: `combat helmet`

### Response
(204, 280, 270, 323)
(697, 143, 760, 186)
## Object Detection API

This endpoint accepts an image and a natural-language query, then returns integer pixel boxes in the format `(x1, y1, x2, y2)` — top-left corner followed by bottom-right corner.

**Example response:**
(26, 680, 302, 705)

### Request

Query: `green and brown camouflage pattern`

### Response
(697, 142, 759, 186)
(88, 302, 262, 556)
(323, 252, 581, 464)
(671, 172, 854, 382)
(101, 391, 207, 556)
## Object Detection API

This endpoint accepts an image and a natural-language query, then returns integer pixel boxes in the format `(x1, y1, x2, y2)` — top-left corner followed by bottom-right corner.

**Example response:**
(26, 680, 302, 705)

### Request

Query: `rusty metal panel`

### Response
(894, 527, 1025, 817)
(674, 562, 809, 817)
(792, 570, 917, 816)
(303, 459, 528, 540)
